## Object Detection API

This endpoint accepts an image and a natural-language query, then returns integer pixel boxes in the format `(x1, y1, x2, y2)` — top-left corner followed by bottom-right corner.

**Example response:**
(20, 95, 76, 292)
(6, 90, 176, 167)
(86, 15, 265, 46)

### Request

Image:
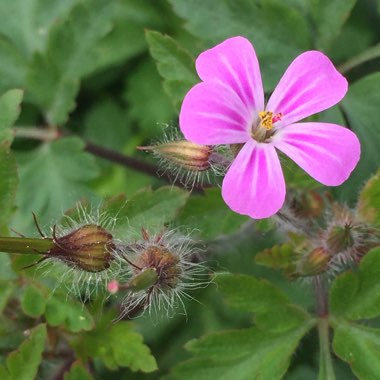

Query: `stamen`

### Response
(258, 111, 283, 130)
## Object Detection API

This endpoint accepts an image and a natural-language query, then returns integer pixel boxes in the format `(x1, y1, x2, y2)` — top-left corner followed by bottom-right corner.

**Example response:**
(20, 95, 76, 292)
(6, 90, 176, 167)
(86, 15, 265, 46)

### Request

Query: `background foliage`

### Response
(0, 0, 379, 379)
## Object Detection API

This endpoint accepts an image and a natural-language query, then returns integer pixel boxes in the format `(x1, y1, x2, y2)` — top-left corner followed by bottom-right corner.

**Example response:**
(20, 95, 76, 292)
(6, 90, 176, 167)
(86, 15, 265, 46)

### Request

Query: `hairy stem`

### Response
(0, 237, 54, 254)
(318, 318, 336, 380)
(338, 43, 380, 74)
(314, 277, 335, 380)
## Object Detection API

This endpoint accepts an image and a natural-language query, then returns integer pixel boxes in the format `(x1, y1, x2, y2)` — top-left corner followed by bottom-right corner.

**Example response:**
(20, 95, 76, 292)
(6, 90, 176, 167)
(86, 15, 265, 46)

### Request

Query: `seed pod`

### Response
(48, 224, 114, 273)
(298, 247, 331, 277)
(326, 224, 354, 254)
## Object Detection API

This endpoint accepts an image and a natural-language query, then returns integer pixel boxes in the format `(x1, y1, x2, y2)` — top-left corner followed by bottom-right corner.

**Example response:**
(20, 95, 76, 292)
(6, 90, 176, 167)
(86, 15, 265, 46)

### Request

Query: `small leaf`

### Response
(0, 324, 46, 380)
(215, 273, 311, 333)
(145, 30, 198, 111)
(75, 321, 157, 372)
(333, 320, 380, 380)
(171, 322, 313, 380)
(178, 188, 248, 240)
(330, 247, 380, 319)
(357, 169, 380, 226)
(13, 136, 98, 232)
(27, 0, 117, 124)
(45, 293, 94, 333)
(0, 89, 23, 146)
(105, 187, 189, 237)
(64, 362, 93, 380)
(0, 281, 15, 312)
(21, 284, 47, 318)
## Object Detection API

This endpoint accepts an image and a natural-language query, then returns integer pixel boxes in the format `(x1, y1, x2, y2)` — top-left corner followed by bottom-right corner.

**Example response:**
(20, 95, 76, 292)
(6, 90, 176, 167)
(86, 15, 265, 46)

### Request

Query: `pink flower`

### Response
(179, 36, 360, 219)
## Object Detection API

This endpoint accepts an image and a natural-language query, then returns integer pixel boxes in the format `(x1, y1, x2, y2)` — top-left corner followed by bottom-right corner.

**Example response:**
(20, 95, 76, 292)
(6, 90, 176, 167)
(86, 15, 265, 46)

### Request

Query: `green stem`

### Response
(318, 318, 336, 380)
(314, 277, 335, 380)
(338, 43, 380, 74)
(0, 237, 54, 254)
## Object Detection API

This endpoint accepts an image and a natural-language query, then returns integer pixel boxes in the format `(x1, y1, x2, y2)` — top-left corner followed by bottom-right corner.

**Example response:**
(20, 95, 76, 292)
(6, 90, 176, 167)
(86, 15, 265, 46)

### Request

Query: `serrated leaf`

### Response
(145, 30, 198, 111)
(45, 293, 94, 333)
(330, 247, 380, 320)
(311, 0, 356, 50)
(21, 284, 47, 318)
(0, 324, 46, 380)
(357, 169, 380, 226)
(64, 362, 93, 380)
(172, 322, 313, 380)
(75, 321, 157, 372)
(215, 273, 311, 333)
(27, 0, 117, 124)
(168, 0, 311, 90)
(104, 187, 189, 237)
(333, 320, 380, 380)
(0, 89, 23, 146)
(177, 188, 248, 240)
(0, 147, 18, 234)
(13, 136, 98, 233)
(338, 73, 380, 202)
(255, 244, 299, 276)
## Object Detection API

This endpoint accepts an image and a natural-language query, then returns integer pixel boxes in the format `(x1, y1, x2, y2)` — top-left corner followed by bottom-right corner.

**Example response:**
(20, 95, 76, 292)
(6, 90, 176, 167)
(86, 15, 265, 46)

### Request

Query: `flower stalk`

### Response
(0, 236, 54, 255)
(318, 317, 336, 380)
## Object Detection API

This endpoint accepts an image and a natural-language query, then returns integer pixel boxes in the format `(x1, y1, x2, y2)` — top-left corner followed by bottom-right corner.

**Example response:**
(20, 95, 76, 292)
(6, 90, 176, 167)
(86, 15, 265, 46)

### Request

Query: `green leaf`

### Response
(0, 89, 23, 146)
(339, 73, 380, 202)
(124, 58, 175, 135)
(168, 0, 311, 90)
(21, 284, 47, 318)
(45, 292, 94, 333)
(0, 0, 77, 57)
(64, 362, 93, 380)
(177, 188, 248, 240)
(333, 320, 380, 380)
(145, 30, 198, 111)
(357, 169, 380, 226)
(105, 187, 189, 237)
(0, 147, 18, 234)
(215, 273, 311, 333)
(172, 322, 313, 380)
(0, 324, 46, 380)
(311, 0, 356, 50)
(330, 247, 380, 320)
(75, 321, 157, 372)
(27, 0, 117, 124)
(13, 137, 98, 232)
(0, 280, 15, 313)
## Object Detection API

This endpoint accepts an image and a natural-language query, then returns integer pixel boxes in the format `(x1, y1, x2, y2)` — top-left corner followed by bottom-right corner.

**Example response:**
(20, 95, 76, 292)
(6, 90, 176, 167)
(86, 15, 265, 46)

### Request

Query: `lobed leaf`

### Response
(357, 169, 380, 226)
(0, 89, 23, 146)
(64, 362, 94, 380)
(0, 324, 46, 380)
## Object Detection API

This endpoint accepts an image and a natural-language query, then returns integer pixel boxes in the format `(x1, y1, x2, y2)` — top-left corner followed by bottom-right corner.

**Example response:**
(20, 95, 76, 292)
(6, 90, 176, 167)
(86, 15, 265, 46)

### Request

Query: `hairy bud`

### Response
(298, 247, 331, 277)
(48, 224, 114, 273)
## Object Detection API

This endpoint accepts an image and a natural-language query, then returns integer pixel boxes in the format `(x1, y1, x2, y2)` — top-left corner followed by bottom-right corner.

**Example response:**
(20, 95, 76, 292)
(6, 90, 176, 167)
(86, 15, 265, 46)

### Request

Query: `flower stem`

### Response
(338, 43, 380, 74)
(0, 236, 54, 254)
(314, 276, 335, 380)
(318, 318, 336, 380)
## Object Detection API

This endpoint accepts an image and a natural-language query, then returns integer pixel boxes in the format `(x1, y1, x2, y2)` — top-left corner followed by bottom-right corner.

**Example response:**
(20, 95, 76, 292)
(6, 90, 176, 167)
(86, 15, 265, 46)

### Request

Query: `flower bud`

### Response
(48, 224, 114, 273)
(140, 140, 213, 172)
(298, 247, 331, 277)
(326, 224, 354, 254)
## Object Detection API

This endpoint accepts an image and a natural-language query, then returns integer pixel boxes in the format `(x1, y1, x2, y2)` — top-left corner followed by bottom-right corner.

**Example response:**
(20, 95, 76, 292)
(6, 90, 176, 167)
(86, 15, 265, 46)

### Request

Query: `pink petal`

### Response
(222, 140, 286, 219)
(180, 81, 252, 145)
(273, 122, 361, 186)
(266, 51, 348, 127)
(196, 36, 264, 114)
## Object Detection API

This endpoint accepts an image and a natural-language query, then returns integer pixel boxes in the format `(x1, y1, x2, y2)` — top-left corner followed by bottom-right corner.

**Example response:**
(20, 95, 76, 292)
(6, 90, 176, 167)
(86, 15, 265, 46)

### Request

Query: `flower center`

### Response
(251, 110, 282, 142)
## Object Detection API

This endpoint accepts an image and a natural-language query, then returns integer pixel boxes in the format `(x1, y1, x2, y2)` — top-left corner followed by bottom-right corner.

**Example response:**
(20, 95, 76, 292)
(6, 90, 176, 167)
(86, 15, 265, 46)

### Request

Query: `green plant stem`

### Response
(314, 277, 335, 380)
(338, 43, 380, 74)
(318, 318, 336, 380)
(0, 236, 54, 254)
